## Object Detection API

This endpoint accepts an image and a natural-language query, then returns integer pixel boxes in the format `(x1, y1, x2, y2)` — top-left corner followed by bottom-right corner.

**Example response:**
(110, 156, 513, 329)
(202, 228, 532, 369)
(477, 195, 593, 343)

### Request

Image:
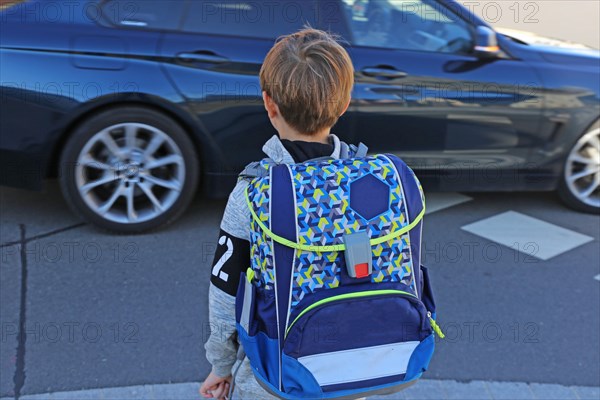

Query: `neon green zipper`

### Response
(285, 290, 416, 337)
(428, 311, 445, 339)
(285, 289, 445, 339)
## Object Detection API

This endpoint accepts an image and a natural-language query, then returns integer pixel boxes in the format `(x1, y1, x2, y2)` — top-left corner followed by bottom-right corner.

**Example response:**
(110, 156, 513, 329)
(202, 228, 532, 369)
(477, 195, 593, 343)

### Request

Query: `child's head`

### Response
(259, 28, 354, 139)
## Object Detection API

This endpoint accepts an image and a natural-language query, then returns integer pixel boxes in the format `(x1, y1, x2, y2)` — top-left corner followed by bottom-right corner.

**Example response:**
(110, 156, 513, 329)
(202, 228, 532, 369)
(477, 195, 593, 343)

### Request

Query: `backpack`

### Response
(235, 145, 443, 399)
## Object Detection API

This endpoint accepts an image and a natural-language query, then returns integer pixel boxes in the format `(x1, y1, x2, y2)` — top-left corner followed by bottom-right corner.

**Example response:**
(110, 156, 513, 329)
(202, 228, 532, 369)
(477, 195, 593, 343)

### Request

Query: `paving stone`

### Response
(529, 383, 580, 400)
(573, 385, 600, 400)
(150, 383, 199, 400)
(486, 381, 535, 400)
(403, 380, 447, 400)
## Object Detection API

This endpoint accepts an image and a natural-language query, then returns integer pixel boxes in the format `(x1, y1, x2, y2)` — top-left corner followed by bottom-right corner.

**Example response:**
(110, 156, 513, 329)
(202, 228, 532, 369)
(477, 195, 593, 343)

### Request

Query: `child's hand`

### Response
(199, 372, 232, 399)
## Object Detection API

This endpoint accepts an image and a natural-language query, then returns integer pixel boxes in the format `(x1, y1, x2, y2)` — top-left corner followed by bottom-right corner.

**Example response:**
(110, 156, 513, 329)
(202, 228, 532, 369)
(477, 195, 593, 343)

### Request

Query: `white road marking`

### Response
(461, 211, 594, 260)
(425, 193, 472, 215)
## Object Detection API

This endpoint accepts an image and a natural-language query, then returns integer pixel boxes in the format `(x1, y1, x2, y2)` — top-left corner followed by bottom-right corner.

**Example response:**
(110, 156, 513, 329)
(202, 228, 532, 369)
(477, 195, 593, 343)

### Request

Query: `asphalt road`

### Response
(1, 182, 599, 398)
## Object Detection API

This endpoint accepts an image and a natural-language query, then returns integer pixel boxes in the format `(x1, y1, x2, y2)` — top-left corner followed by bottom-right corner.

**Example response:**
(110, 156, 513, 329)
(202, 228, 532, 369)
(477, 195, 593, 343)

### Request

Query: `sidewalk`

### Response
(4, 379, 599, 400)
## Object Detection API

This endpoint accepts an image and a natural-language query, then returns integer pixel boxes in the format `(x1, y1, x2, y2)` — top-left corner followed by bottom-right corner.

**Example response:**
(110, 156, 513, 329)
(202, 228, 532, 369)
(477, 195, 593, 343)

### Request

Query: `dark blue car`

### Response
(1, 0, 599, 232)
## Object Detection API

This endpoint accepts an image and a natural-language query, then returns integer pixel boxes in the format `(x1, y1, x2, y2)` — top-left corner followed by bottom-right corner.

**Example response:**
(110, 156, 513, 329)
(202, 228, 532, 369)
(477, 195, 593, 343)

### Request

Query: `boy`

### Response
(199, 28, 354, 400)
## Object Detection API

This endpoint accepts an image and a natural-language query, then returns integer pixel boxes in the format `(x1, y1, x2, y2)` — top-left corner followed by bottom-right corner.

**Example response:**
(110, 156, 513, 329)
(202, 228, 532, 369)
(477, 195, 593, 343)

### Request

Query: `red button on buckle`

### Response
(355, 263, 369, 278)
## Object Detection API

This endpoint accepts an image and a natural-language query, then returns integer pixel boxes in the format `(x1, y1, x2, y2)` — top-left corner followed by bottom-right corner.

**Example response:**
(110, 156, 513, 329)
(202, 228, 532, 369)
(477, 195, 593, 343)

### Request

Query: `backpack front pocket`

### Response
(282, 290, 433, 394)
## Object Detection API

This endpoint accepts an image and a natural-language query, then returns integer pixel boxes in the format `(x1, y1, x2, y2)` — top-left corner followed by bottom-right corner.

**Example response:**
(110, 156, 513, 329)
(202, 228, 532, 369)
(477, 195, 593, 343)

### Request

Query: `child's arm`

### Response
(204, 180, 251, 379)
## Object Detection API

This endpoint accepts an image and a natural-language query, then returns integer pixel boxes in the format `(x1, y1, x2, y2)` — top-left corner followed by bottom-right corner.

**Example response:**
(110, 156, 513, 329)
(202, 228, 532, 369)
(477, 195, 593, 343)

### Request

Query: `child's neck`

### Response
(278, 127, 330, 144)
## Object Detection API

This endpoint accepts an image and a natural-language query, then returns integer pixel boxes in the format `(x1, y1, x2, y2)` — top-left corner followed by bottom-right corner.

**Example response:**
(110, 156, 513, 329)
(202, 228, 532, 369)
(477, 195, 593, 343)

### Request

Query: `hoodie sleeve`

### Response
(204, 179, 251, 377)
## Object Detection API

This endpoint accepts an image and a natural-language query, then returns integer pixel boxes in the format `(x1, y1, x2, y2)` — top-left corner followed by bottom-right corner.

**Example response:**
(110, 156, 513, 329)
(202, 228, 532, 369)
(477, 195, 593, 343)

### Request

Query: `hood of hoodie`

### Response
(261, 134, 343, 164)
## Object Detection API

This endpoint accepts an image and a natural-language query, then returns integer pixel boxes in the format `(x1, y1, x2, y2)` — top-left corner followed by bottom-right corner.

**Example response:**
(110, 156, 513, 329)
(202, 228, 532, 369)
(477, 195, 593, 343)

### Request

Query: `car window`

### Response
(100, 0, 187, 30)
(340, 0, 473, 53)
(181, 0, 318, 39)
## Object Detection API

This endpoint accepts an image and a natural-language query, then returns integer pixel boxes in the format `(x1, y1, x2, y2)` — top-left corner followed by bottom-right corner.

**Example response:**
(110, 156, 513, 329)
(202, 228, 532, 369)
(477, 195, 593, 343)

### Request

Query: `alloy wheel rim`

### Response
(565, 128, 600, 208)
(75, 123, 186, 224)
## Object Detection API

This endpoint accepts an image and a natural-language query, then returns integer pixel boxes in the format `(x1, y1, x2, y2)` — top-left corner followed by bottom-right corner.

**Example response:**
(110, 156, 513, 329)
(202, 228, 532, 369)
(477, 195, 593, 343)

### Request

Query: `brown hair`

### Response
(259, 28, 354, 136)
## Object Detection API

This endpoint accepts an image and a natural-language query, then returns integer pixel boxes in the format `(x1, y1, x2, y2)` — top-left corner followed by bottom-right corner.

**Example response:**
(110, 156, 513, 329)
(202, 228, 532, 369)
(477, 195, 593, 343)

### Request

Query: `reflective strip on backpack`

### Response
(239, 274, 254, 332)
(298, 341, 420, 386)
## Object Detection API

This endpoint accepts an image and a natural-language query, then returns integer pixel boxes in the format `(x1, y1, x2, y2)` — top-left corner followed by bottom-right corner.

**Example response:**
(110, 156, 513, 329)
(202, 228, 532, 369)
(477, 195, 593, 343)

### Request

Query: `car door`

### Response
(159, 0, 351, 175)
(320, 0, 544, 190)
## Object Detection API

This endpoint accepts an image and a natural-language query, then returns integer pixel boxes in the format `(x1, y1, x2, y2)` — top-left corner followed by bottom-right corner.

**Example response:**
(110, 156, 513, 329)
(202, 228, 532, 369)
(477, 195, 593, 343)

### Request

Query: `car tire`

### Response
(59, 106, 200, 233)
(558, 120, 600, 214)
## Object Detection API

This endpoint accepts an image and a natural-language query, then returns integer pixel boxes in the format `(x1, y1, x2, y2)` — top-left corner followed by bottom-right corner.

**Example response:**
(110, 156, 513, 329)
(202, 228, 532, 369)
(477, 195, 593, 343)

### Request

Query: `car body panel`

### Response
(0, 1, 193, 189)
(0, 0, 598, 197)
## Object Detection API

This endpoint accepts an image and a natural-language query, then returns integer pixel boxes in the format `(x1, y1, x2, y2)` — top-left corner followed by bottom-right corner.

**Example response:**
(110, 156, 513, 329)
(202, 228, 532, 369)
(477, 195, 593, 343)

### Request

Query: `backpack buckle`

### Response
(343, 231, 372, 279)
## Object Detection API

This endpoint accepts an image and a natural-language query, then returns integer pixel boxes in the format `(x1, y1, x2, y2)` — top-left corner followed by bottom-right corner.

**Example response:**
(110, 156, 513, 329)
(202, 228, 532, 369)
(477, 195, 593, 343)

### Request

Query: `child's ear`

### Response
(262, 91, 269, 110)
(340, 98, 351, 116)
(262, 91, 278, 119)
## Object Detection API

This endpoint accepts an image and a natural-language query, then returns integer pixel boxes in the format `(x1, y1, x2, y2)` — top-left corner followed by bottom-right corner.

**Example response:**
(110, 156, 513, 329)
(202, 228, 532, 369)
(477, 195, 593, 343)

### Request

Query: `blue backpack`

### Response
(236, 147, 443, 399)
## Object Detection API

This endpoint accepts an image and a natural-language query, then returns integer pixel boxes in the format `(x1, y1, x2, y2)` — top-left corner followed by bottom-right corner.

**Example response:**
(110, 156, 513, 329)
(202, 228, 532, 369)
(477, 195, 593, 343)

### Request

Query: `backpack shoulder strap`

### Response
(354, 142, 369, 158)
(339, 142, 350, 159)
(340, 142, 368, 159)
(238, 159, 274, 180)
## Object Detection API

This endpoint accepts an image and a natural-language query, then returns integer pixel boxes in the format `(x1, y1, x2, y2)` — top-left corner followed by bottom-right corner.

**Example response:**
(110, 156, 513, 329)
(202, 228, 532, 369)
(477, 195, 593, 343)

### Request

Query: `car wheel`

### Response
(558, 120, 600, 214)
(59, 106, 199, 233)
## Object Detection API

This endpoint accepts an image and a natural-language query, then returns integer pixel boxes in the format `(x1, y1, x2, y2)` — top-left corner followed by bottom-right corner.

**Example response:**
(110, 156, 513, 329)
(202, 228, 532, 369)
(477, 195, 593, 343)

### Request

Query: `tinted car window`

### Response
(341, 0, 473, 53)
(101, 0, 187, 30)
(181, 0, 318, 39)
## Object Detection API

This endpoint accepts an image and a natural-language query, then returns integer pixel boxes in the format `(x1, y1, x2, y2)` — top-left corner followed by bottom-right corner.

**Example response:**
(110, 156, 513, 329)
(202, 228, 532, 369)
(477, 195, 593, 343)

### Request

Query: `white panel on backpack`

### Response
(297, 341, 420, 386)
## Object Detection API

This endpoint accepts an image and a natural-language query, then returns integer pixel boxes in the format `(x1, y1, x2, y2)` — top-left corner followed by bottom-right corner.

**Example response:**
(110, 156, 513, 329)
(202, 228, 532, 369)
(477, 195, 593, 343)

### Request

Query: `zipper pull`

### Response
(428, 311, 445, 339)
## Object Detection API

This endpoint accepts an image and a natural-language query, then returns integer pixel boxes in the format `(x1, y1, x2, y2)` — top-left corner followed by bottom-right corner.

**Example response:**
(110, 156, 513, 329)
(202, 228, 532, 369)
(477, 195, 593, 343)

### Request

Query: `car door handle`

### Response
(361, 67, 407, 79)
(176, 51, 229, 64)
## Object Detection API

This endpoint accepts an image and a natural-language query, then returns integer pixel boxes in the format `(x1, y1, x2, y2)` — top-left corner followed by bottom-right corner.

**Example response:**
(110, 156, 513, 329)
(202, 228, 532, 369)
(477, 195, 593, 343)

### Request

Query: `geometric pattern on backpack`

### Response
(248, 160, 275, 289)
(290, 155, 414, 307)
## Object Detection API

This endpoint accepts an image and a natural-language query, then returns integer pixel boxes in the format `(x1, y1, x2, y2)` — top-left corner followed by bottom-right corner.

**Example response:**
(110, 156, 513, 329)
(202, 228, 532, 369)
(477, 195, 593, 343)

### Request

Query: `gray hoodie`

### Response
(204, 134, 346, 399)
